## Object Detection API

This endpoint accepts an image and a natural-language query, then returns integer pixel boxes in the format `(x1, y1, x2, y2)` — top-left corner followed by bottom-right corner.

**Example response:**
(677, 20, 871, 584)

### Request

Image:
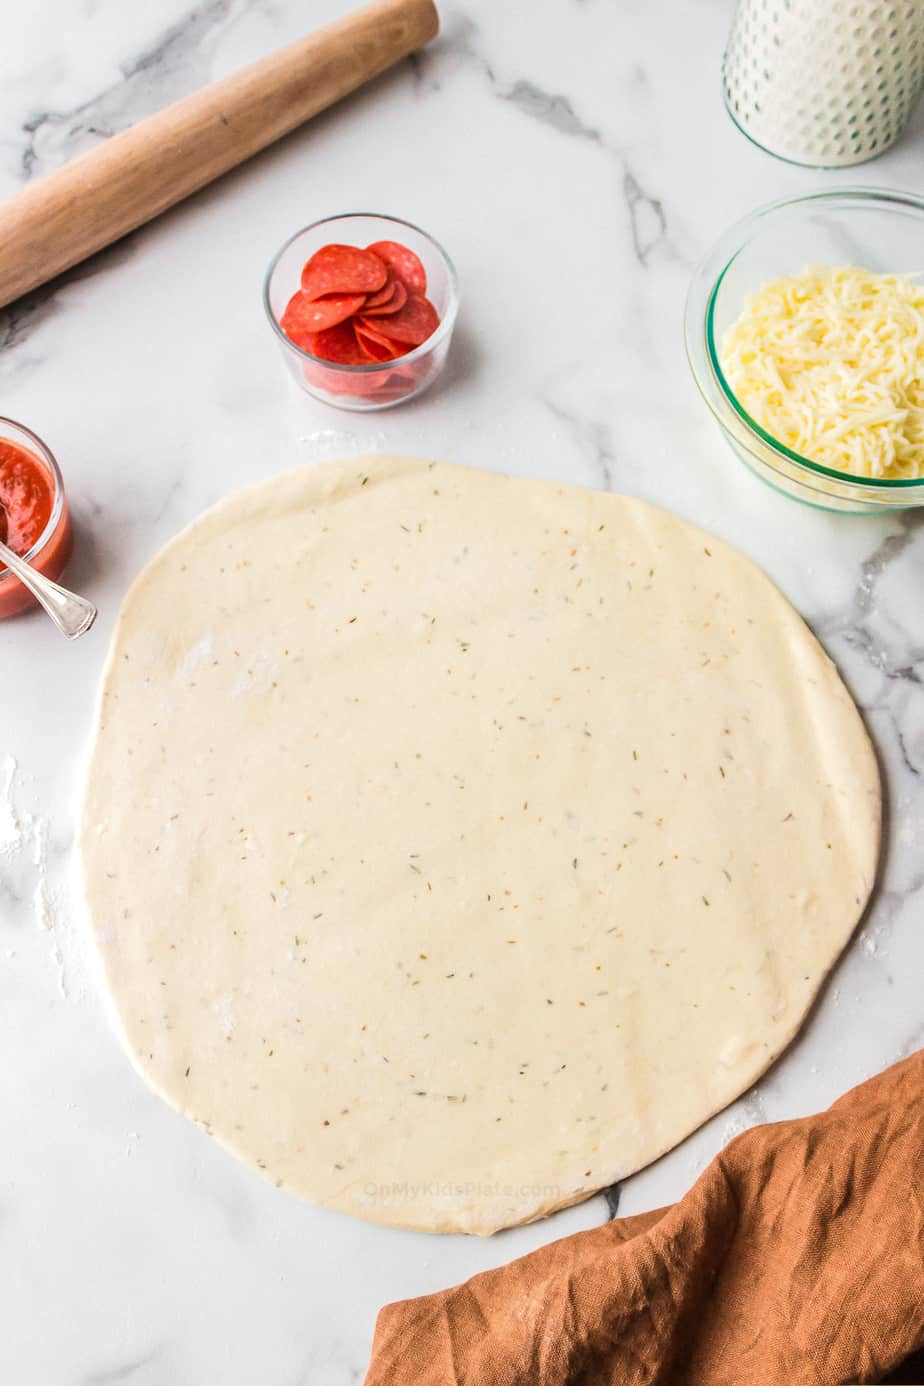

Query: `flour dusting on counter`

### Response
(298, 428, 388, 461)
(0, 752, 88, 1000)
(0, 752, 22, 854)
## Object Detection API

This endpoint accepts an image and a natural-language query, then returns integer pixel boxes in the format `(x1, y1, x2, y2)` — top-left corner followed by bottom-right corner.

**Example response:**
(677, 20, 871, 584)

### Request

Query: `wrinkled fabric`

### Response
(366, 1050, 924, 1385)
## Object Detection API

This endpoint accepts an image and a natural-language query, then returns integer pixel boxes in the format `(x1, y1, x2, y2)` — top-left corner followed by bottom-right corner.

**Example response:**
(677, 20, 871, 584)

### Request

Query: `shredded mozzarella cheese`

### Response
(720, 265, 924, 480)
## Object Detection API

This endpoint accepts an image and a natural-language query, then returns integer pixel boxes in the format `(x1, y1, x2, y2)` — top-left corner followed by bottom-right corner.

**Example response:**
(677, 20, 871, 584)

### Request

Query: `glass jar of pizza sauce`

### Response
(0, 419, 73, 619)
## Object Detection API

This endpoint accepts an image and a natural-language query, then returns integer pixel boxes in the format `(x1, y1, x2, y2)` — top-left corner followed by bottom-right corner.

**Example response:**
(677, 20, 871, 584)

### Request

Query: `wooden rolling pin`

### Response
(0, 0, 438, 309)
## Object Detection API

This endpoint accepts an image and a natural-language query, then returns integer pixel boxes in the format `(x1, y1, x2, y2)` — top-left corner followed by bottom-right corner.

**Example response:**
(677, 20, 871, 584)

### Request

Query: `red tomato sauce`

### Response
(0, 434, 73, 619)
(0, 440, 54, 556)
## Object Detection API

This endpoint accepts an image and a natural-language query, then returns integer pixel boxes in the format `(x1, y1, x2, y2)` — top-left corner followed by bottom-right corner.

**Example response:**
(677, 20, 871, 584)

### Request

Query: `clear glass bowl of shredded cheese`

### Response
(685, 188, 924, 512)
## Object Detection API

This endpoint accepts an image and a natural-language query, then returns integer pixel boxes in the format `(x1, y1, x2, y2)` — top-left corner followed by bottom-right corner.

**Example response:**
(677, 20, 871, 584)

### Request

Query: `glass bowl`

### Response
(0, 418, 72, 620)
(685, 188, 924, 513)
(263, 213, 459, 412)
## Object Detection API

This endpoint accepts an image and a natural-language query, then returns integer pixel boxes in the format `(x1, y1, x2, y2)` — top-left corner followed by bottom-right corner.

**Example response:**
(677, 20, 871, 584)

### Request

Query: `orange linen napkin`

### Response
(366, 1049, 924, 1385)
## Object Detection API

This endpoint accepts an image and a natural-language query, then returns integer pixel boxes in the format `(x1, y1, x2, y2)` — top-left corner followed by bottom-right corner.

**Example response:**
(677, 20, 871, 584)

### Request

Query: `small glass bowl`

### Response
(263, 213, 459, 412)
(0, 418, 73, 620)
(685, 188, 924, 513)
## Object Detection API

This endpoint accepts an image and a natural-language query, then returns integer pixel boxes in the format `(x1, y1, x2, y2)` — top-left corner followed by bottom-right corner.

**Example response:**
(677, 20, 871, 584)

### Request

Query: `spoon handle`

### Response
(0, 539, 97, 639)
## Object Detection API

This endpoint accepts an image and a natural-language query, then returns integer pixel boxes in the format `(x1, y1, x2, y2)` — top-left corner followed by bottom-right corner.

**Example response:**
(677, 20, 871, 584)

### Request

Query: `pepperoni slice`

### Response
(353, 317, 396, 350)
(363, 274, 397, 310)
(357, 294, 440, 348)
(355, 325, 399, 362)
(361, 278, 408, 317)
(281, 290, 367, 344)
(300, 245, 388, 300)
(374, 374, 417, 396)
(306, 366, 364, 398)
(366, 241, 427, 295)
(303, 320, 370, 365)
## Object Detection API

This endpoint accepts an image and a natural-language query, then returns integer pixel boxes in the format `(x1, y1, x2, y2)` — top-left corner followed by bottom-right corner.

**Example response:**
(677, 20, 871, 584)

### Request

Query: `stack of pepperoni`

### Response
(280, 240, 440, 367)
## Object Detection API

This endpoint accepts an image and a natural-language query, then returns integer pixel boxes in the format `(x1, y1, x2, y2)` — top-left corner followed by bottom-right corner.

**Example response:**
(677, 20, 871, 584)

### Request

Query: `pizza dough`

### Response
(80, 458, 880, 1235)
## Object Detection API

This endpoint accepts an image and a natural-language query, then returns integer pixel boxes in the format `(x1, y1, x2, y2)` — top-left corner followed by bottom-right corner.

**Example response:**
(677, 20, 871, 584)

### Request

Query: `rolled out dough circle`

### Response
(81, 458, 880, 1234)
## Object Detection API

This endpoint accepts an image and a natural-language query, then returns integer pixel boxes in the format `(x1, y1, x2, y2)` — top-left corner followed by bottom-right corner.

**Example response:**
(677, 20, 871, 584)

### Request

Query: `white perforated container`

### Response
(723, 0, 924, 167)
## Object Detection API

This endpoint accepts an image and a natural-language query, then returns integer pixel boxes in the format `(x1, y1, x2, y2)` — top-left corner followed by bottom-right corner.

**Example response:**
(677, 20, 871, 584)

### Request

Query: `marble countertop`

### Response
(2, 1, 923, 1382)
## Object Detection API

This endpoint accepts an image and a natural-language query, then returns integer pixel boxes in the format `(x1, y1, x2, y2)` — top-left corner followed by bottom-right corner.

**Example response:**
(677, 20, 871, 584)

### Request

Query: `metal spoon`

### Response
(0, 506, 97, 640)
